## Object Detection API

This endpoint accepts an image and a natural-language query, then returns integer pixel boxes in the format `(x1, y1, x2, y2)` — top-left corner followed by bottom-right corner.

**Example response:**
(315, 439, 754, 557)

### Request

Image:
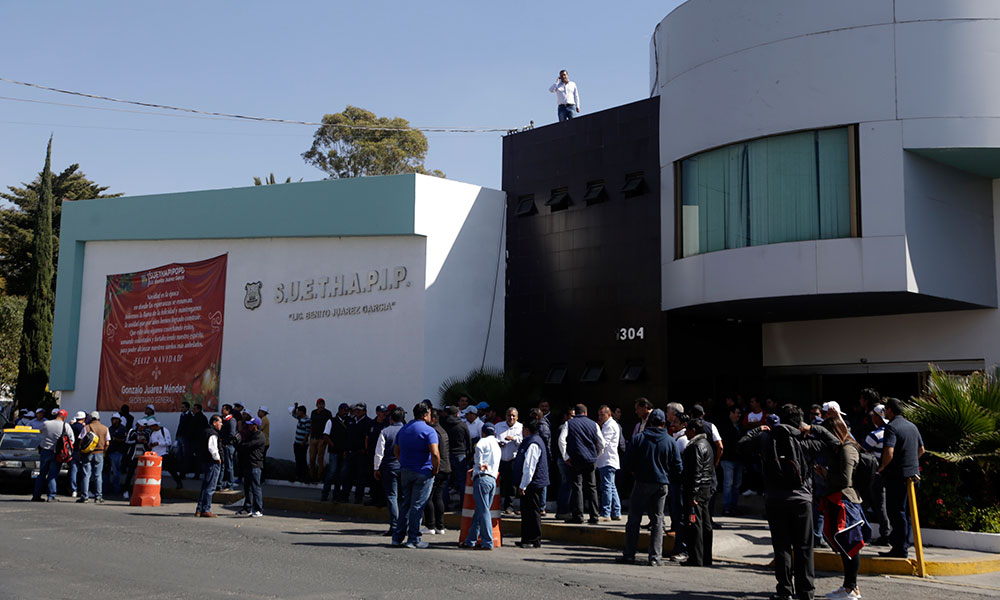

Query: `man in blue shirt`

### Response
(391, 403, 441, 549)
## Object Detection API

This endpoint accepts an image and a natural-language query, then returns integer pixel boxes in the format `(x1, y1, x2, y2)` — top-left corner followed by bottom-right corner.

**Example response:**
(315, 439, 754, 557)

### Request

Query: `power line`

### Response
(0, 95, 260, 123)
(0, 119, 306, 137)
(0, 77, 514, 133)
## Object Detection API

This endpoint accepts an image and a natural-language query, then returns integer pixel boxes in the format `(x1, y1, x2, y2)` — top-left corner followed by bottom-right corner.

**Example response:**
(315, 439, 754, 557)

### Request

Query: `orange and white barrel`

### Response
(458, 469, 502, 547)
(130, 452, 162, 507)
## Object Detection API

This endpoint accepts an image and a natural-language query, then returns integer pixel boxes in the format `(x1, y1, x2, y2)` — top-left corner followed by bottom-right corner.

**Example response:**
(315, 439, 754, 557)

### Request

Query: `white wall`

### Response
(763, 180, 1000, 369)
(59, 236, 426, 461)
(414, 175, 505, 400)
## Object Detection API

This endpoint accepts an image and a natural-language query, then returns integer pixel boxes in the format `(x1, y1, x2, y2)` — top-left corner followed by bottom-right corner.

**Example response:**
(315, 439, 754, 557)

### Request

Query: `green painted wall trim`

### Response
(52, 175, 418, 390)
(909, 148, 1000, 179)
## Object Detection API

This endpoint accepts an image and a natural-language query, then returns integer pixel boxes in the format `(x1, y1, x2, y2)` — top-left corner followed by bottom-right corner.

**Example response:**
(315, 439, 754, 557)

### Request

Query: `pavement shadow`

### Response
(608, 592, 771, 600)
(284, 528, 386, 537)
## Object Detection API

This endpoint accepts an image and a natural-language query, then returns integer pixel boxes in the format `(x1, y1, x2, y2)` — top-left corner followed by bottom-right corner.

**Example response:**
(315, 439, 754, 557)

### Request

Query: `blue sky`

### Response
(0, 1, 683, 201)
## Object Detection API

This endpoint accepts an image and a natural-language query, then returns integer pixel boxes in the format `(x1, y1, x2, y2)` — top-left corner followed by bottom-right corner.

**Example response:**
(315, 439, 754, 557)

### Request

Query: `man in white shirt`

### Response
(548, 70, 581, 122)
(461, 422, 501, 550)
(464, 407, 483, 443)
(596, 405, 622, 520)
(515, 420, 549, 548)
(494, 407, 523, 514)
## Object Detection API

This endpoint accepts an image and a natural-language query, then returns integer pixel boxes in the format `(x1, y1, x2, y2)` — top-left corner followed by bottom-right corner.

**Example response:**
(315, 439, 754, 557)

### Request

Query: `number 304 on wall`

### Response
(616, 327, 644, 341)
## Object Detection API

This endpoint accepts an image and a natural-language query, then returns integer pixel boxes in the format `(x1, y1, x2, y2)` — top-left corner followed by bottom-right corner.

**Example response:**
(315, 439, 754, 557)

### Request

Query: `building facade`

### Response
(651, 0, 1000, 403)
(503, 99, 663, 411)
(51, 174, 505, 460)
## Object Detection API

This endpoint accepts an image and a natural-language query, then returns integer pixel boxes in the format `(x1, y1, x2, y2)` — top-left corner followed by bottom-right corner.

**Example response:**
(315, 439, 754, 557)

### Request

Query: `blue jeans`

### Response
(598, 465, 621, 517)
(720, 460, 743, 512)
(464, 474, 497, 548)
(69, 452, 82, 493)
(381, 469, 401, 531)
(219, 444, 236, 489)
(556, 459, 572, 515)
(33, 448, 60, 500)
(448, 455, 468, 509)
(107, 451, 123, 494)
(244, 466, 263, 513)
(322, 453, 348, 500)
(393, 469, 434, 545)
(81, 452, 104, 499)
(198, 462, 221, 513)
(557, 104, 576, 122)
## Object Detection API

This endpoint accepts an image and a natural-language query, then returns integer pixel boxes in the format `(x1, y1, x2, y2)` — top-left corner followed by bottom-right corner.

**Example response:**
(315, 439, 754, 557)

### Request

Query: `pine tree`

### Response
(14, 137, 55, 411)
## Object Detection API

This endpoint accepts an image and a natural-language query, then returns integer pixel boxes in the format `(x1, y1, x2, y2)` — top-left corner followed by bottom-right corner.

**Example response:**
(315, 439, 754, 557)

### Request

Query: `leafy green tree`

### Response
(0, 295, 26, 398)
(0, 163, 121, 296)
(14, 138, 56, 411)
(438, 366, 538, 411)
(908, 366, 1000, 531)
(302, 106, 445, 179)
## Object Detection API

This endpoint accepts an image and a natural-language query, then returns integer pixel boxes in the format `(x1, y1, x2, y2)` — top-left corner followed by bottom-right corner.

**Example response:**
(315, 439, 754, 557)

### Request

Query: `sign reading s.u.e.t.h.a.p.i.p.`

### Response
(273, 266, 410, 304)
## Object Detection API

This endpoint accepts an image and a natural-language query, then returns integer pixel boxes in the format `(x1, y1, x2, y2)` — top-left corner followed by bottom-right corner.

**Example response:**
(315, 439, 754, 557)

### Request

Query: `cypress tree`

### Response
(14, 136, 55, 411)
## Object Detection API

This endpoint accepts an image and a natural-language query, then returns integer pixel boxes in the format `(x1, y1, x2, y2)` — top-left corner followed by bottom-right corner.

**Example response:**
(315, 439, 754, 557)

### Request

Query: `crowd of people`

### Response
(15, 387, 925, 600)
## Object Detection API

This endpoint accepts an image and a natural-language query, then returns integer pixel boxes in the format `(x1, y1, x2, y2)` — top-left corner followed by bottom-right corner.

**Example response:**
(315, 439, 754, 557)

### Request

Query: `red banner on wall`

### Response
(97, 254, 227, 413)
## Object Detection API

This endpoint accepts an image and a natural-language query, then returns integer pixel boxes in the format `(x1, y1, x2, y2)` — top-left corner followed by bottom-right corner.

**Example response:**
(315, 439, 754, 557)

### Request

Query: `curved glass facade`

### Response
(678, 126, 857, 258)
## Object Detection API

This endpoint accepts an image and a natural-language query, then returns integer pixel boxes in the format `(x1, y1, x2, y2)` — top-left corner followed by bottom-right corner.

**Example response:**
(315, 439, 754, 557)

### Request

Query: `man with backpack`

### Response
(740, 404, 838, 600)
(32, 409, 74, 502)
(78, 411, 109, 503)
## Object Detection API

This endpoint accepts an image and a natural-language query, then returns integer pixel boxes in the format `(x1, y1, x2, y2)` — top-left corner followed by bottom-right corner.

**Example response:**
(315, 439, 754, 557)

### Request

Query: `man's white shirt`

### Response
(474, 436, 502, 479)
(518, 443, 542, 489)
(494, 421, 523, 461)
(548, 80, 580, 106)
(597, 418, 621, 470)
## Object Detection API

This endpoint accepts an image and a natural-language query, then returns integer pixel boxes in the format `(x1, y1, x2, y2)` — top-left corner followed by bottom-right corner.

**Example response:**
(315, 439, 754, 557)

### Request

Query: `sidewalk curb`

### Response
(159, 487, 999, 576)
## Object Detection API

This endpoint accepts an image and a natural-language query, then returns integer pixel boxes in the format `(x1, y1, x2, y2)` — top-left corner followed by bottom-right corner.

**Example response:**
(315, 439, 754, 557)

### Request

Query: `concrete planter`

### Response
(922, 527, 1000, 553)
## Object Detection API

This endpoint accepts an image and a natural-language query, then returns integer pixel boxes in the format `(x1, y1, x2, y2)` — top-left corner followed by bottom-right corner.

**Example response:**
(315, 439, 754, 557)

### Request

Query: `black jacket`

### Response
(739, 423, 838, 503)
(238, 430, 267, 469)
(683, 433, 715, 502)
(441, 413, 472, 459)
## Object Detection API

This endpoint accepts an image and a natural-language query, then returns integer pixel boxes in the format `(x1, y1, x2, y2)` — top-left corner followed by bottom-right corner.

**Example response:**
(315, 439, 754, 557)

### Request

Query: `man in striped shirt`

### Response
(292, 404, 311, 482)
(863, 404, 891, 545)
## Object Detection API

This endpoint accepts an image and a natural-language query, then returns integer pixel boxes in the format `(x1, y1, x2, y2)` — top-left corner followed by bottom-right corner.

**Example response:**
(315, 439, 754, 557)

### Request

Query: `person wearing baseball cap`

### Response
(68, 411, 88, 498)
(822, 401, 847, 421)
(16, 409, 32, 427)
(79, 411, 109, 503)
(32, 407, 73, 502)
(236, 416, 266, 517)
(863, 404, 891, 545)
(28, 409, 46, 429)
(107, 414, 128, 496)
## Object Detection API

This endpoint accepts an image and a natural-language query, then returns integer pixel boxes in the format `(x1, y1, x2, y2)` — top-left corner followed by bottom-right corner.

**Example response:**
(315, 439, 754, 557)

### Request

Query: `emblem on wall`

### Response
(244, 281, 263, 310)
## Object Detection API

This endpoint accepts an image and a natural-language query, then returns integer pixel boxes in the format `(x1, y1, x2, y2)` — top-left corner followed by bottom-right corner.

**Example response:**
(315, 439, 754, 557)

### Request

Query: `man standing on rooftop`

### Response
(549, 70, 580, 122)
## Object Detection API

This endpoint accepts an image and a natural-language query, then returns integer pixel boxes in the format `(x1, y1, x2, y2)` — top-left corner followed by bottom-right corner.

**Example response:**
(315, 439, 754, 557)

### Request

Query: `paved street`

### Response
(0, 494, 997, 600)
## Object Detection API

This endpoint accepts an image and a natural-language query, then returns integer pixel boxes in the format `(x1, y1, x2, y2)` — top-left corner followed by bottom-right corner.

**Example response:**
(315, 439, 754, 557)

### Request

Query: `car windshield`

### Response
(0, 432, 41, 450)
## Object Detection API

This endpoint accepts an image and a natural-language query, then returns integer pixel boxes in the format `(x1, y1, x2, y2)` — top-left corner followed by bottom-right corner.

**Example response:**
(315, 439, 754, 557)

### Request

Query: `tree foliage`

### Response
(302, 106, 444, 179)
(438, 366, 538, 411)
(0, 295, 26, 398)
(252, 173, 300, 186)
(14, 137, 56, 410)
(0, 162, 121, 296)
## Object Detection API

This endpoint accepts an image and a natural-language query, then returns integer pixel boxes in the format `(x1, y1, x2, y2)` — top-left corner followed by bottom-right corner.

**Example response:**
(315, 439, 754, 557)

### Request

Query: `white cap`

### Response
(111, 413, 123, 421)
(822, 401, 847, 417)
(872, 404, 886, 418)
(50, 408, 60, 416)
(259, 406, 269, 414)
(24, 410, 35, 418)
(147, 419, 160, 427)
(465, 406, 478, 415)
(74, 411, 87, 421)
(89, 411, 100, 420)
(36, 407, 45, 414)
(145, 404, 155, 411)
